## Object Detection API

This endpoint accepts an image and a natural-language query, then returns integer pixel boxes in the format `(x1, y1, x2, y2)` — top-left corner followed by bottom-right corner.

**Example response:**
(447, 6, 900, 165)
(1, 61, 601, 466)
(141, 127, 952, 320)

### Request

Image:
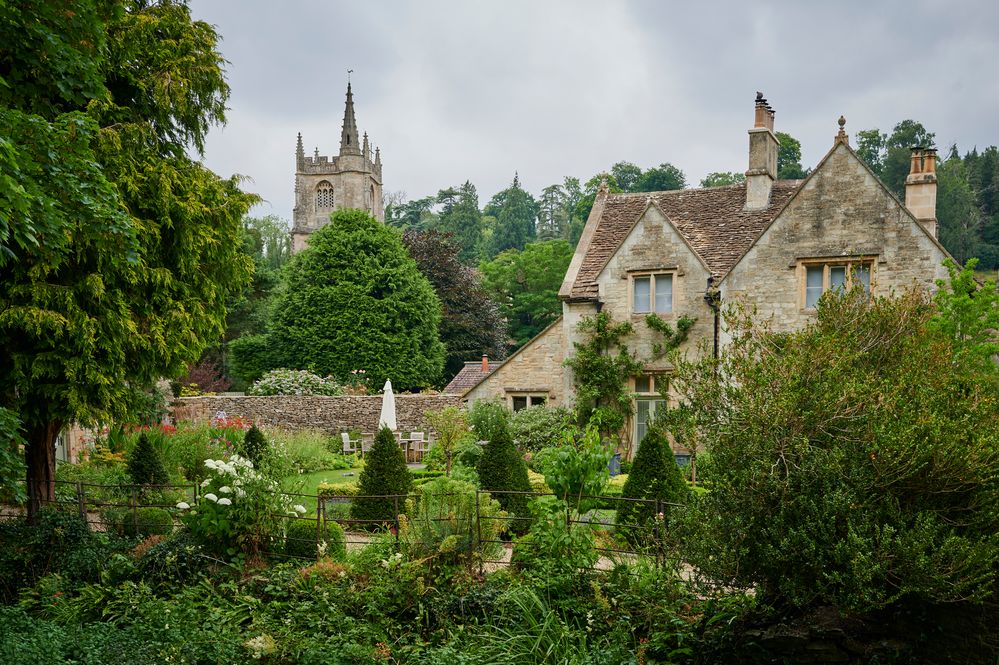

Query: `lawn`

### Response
(281, 467, 363, 514)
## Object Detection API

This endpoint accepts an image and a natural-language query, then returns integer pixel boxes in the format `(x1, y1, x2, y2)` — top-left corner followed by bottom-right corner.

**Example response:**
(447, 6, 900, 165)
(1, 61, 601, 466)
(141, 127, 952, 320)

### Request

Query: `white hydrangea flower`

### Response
(219, 486, 231, 494)
(204, 459, 218, 470)
(176, 501, 190, 510)
(204, 493, 218, 502)
(294, 504, 307, 515)
(217, 497, 232, 506)
(200, 478, 211, 488)
(235, 489, 246, 498)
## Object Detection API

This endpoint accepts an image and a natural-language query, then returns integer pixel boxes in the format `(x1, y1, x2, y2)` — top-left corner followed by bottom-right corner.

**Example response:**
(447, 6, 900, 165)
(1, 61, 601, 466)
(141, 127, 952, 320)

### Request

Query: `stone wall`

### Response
(170, 394, 461, 434)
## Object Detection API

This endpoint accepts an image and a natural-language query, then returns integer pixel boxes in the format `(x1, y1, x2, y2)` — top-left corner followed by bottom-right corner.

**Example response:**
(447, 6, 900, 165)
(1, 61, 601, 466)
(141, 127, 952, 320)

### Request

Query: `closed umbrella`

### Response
(378, 379, 397, 431)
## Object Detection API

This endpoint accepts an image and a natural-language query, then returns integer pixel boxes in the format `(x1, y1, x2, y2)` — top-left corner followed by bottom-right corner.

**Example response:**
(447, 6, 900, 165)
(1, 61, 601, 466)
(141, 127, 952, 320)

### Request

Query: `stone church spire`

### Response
(295, 132, 304, 169)
(339, 82, 361, 156)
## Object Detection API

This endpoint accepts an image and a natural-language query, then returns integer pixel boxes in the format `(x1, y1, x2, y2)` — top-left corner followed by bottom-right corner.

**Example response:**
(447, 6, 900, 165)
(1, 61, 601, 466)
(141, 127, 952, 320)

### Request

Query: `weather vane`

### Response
(347, 68, 353, 84)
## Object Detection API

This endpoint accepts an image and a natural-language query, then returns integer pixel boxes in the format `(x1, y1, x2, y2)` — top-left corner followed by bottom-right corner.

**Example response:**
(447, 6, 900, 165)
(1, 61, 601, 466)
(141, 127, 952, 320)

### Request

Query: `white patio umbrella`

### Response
(378, 379, 397, 431)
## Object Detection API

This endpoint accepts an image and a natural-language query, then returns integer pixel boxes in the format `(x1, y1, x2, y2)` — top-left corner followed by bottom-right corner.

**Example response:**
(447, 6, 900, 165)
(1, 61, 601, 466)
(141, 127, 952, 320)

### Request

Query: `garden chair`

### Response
(340, 432, 358, 455)
(360, 432, 374, 455)
(409, 432, 428, 462)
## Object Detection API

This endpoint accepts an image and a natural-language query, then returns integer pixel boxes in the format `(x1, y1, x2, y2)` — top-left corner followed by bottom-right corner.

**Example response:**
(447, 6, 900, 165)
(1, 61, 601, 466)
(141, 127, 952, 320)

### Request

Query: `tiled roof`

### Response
(568, 181, 801, 300)
(443, 361, 497, 395)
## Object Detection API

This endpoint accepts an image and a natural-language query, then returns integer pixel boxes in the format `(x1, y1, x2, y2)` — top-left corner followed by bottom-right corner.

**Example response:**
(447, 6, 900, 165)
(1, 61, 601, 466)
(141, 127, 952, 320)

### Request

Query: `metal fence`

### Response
(7, 479, 681, 569)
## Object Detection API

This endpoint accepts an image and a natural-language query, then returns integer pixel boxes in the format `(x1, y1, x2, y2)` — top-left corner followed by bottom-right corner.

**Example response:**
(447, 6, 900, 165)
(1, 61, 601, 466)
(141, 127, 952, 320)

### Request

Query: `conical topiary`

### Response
(127, 432, 169, 486)
(350, 427, 412, 526)
(239, 424, 268, 466)
(477, 421, 532, 527)
(616, 426, 688, 547)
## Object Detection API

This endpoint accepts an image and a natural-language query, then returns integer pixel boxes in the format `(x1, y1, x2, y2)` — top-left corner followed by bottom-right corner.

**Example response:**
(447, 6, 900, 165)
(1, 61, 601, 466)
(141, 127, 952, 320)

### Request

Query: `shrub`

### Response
(468, 399, 510, 442)
(181, 455, 292, 559)
(511, 497, 597, 588)
(616, 427, 687, 547)
(239, 424, 269, 466)
(424, 406, 469, 475)
(267, 428, 351, 476)
(248, 368, 345, 396)
(398, 476, 507, 571)
(477, 421, 532, 526)
(510, 405, 577, 452)
(677, 286, 999, 611)
(284, 517, 346, 561)
(350, 427, 412, 526)
(126, 432, 169, 486)
(541, 425, 612, 513)
(123, 507, 174, 538)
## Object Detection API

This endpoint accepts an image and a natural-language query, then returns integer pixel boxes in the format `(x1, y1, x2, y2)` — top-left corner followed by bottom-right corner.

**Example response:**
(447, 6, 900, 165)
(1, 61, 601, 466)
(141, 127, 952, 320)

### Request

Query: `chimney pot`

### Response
(481, 355, 488, 372)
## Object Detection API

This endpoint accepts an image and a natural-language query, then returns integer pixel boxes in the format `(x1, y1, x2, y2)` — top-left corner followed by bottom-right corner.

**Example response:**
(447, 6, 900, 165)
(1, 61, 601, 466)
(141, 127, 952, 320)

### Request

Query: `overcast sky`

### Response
(188, 0, 999, 222)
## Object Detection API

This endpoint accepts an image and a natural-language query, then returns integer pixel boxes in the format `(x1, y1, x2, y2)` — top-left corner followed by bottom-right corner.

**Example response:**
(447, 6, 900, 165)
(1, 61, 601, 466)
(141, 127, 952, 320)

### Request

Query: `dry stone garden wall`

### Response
(171, 394, 462, 434)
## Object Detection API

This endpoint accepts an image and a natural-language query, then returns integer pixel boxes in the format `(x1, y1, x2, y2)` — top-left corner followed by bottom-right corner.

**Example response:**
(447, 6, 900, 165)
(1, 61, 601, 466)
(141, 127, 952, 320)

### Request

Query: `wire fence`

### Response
(6, 479, 681, 570)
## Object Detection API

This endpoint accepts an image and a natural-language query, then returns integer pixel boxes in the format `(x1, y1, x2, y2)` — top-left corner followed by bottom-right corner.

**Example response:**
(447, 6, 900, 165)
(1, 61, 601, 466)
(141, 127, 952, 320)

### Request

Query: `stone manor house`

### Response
(446, 94, 952, 460)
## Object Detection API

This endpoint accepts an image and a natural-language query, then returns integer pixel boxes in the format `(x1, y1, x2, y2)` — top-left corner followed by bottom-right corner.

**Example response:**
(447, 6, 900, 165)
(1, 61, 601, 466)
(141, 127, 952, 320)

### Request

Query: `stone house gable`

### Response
(721, 140, 951, 334)
(462, 317, 566, 408)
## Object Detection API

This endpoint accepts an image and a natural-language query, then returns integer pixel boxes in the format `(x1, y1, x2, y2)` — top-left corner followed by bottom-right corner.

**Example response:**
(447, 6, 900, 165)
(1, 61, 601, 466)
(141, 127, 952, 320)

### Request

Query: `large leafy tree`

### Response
(856, 120, 935, 198)
(402, 229, 506, 382)
(775, 131, 808, 179)
(261, 209, 445, 391)
(437, 181, 482, 264)
(484, 173, 538, 258)
(480, 239, 574, 349)
(676, 282, 999, 612)
(633, 162, 686, 192)
(0, 0, 255, 517)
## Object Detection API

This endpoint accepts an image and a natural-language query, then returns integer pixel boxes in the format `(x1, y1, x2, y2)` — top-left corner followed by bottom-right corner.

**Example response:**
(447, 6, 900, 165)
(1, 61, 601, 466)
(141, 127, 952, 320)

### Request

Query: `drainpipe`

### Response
(703, 276, 721, 361)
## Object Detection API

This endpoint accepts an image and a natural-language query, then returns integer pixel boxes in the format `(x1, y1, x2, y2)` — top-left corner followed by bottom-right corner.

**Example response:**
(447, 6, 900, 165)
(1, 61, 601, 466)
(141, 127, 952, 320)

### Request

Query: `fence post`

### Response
(316, 497, 323, 554)
(130, 486, 138, 535)
(76, 482, 86, 524)
(475, 490, 483, 576)
(393, 495, 400, 551)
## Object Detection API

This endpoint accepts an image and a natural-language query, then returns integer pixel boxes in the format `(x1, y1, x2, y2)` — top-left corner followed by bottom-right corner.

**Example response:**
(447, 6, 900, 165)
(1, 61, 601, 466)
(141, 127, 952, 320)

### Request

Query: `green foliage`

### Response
(775, 131, 808, 179)
(510, 405, 577, 453)
(247, 368, 345, 396)
(238, 425, 269, 466)
(676, 286, 999, 611)
(435, 180, 483, 263)
(928, 258, 999, 379)
(645, 312, 697, 359)
(123, 507, 173, 539)
(468, 399, 512, 443)
(403, 229, 506, 380)
(0, 408, 26, 503)
(1, 0, 256, 516)
(633, 162, 687, 192)
(699, 171, 745, 187)
(563, 313, 642, 436)
(511, 498, 598, 588)
(135, 530, 209, 587)
(350, 427, 412, 525)
(541, 426, 612, 513)
(856, 119, 936, 198)
(477, 422, 532, 523)
(424, 406, 470, 475)
(227, 334, 279, 386)
(484, 173, 539, 258)
(399, 476, 507, 571)
(284, 517, 346, 561)
(615, 427, 687, 546)
(480, 239, 574, 349)
(126, 433, 169, 487)
(265, 209, 445, 391)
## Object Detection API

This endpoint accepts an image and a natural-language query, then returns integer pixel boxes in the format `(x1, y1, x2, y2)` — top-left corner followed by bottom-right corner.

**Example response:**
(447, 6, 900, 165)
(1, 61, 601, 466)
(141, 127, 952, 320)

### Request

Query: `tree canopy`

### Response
(258, 209, 445, 391)
(0, 0, 255, 516)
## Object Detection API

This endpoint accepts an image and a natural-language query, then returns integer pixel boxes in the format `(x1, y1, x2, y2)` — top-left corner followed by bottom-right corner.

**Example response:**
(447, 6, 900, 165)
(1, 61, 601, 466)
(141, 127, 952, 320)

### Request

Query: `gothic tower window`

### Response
(316, 181, 334, 210)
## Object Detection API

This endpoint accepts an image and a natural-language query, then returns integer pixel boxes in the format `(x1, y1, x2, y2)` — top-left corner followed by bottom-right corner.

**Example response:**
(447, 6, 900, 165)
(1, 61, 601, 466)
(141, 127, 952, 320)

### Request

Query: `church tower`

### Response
(291, 81, 384, 252)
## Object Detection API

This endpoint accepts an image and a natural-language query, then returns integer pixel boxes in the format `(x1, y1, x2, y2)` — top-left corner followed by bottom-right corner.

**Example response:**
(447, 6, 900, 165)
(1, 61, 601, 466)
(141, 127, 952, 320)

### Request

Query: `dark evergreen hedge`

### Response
(239, 425, 268, 466)
(350, 427, 412, 526)
(477, 423, 532, 528)
(127, 433, 168, 486)
(615, 427, 687, 547)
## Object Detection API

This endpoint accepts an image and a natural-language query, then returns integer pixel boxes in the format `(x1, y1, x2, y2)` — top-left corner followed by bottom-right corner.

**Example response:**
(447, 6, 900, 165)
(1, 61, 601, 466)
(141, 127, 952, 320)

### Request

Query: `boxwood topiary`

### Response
(284, 518, 346, 560)
(477, 422, 532, 529)
(123, 507, 174, 538)
(126, 432, 169, 486)
(615, 427, 687, 547)
(239, 424, 268, 466)
(350, 427, 412, 526)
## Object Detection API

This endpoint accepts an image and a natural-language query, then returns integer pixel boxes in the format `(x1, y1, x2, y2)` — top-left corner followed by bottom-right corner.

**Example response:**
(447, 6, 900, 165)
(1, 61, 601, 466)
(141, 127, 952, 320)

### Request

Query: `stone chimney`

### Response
(745, 92, 780, 210)
(905, 147, 938, 238)
(481, 355, 489, 372)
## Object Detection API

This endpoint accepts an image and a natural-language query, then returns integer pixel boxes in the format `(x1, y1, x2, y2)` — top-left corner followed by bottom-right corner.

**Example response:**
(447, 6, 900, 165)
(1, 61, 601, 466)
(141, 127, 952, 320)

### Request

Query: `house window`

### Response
(509, 393, 548, 412)
(316, 181, 334, 209)
(633, 374, 667, 451)
(632, 273, 673, 314)
(801, 260, 873, 309)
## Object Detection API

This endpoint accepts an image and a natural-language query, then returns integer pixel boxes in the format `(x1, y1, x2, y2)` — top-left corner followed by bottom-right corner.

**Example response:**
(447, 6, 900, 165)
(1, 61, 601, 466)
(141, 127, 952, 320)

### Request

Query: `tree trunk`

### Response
(26, 420, 61, 523)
